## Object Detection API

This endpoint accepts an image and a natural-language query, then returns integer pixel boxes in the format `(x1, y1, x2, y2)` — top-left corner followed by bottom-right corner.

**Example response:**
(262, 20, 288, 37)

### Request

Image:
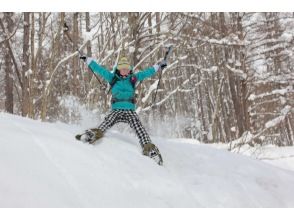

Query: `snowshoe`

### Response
(75, 128, 103, 144)
(142, 143, 163, 166)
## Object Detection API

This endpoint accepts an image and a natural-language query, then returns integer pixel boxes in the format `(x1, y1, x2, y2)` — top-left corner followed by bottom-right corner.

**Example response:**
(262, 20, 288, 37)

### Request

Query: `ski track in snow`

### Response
(1, 113, 294, 207)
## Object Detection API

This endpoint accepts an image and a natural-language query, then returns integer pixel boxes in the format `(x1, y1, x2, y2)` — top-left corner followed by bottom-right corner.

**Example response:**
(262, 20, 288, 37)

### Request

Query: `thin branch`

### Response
(45, 41, 88, 97)
(0, 17, 23, 89)
(0, 17, 20, 46)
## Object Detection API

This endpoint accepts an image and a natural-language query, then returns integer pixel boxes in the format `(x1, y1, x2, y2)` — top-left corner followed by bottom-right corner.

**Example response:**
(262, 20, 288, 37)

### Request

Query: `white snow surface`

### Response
(1, 113, 294, 208)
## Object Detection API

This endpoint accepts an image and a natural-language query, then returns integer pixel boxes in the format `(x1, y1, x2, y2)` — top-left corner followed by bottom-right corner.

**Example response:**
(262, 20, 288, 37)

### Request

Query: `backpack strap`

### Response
(107, 72, 119, 94)
(130, 74, 137, 89)
(110, 74, 119, 88)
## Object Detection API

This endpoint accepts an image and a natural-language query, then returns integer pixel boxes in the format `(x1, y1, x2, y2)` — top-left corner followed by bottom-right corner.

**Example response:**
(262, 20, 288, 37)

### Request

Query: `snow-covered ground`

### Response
(208, 143, 294, 172)
(1, 112, 294, 207)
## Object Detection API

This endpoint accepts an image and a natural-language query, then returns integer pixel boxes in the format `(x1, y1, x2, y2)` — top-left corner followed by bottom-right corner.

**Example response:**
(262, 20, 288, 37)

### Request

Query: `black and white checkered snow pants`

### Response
(98, 110, 152, 147)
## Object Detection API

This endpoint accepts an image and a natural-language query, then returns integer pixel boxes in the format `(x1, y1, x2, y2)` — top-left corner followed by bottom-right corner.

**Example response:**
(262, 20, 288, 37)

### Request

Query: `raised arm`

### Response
(135, 64, 160, 82)
(86, 58, 114, 83)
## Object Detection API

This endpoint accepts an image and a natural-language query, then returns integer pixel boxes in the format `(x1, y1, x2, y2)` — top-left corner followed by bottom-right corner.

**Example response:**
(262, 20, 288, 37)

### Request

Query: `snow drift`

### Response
(1, 112, 294, 207)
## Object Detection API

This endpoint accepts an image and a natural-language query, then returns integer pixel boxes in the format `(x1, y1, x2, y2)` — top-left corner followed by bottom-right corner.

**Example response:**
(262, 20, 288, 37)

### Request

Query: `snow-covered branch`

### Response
(133, 39, 169, 70)
(139, 55, 186, 106)
(225, 64, 247, 80)
(231, 105, 293, 148)
(138, 74, 202, 113)
(248, 86, 293, 101)
(45, 41, 88, 96)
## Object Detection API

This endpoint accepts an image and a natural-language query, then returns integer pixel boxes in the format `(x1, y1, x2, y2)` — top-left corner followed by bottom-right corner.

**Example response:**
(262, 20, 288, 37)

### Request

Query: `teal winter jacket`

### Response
(88, 59, 159, 110)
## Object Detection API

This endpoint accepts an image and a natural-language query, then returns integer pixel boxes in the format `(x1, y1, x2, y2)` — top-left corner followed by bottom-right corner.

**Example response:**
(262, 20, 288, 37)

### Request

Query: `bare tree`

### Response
(22, 12, 30, 117)
(3, 13, 15, 113)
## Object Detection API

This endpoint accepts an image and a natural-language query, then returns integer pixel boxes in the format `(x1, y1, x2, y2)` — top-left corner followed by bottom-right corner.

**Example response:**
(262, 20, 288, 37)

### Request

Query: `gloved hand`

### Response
(80, 55, 87, 62)
(158, 60, 167, 70)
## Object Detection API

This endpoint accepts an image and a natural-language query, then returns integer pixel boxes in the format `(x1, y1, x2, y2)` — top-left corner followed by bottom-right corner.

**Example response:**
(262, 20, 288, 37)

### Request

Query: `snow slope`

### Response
(1, 112, 294, 207)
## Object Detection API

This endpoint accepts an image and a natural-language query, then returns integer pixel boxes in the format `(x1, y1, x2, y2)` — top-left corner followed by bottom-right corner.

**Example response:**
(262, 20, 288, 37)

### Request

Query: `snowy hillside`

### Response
(1, 112, 294, 208)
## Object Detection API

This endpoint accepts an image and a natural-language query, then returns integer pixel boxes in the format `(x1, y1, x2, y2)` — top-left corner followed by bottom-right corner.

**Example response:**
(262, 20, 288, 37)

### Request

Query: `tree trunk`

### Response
(128, 12, 140, 65)
(85, 12, 92, 91)
(3, 12, 14, 113)
(156, 12, 161, 60)
(29, 12, 35, 118)
(72, 12, 79, 96)
(22, 12, 30, 117)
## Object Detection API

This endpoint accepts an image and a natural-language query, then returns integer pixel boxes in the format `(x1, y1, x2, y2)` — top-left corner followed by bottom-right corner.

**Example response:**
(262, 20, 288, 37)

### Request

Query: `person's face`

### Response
(119, 68, 130, 76)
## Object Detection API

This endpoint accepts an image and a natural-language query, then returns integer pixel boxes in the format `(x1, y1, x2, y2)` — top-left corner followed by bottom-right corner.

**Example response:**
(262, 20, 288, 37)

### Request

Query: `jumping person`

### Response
(76, 55, 167, 165)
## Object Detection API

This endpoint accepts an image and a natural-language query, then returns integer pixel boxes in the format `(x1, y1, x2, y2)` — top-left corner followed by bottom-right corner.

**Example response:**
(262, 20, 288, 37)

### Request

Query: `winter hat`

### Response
(117, 57, 131, 70)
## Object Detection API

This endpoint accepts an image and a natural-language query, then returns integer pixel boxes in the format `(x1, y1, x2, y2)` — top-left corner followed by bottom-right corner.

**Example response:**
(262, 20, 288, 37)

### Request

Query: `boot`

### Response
(84, 128, 104, 144)
(142, 143, 163, 165)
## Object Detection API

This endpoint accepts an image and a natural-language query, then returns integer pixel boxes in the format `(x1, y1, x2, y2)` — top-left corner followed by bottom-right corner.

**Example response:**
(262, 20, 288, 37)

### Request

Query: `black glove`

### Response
(158, 60, 167, 70)
(80, 56, 87, 62)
